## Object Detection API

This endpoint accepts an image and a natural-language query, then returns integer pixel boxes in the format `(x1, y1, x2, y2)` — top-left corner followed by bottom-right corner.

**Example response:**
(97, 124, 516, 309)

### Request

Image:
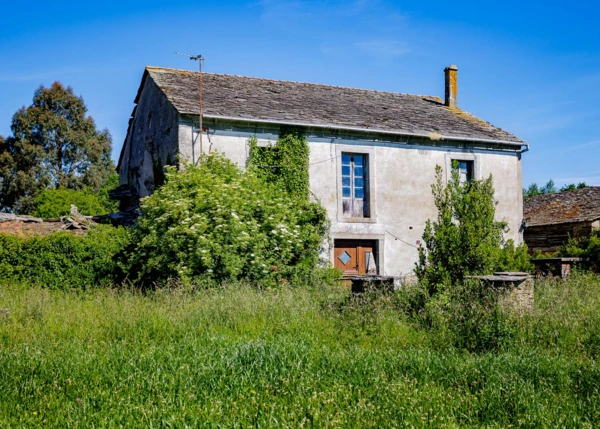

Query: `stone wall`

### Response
(118, 77, 180, 197)
(499, 277, 535, 312)
(177, 119, 524, 276)
(0, 217, 86, 237)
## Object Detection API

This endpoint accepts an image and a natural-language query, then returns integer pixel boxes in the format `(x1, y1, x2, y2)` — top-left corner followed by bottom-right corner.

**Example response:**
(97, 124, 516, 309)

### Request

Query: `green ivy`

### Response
(247, 126, 310, 199)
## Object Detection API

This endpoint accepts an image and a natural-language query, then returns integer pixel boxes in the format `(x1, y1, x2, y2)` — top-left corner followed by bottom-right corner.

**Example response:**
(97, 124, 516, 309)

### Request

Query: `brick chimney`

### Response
(444, 65, 458, 108)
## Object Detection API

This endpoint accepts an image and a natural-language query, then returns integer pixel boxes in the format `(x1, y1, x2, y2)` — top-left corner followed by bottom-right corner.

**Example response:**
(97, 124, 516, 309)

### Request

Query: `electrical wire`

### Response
(385, 230, 420, 249)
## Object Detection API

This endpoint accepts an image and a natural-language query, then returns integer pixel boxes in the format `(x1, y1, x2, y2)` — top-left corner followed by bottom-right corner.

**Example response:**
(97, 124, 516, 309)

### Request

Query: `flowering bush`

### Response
(127, 152, 329, 286)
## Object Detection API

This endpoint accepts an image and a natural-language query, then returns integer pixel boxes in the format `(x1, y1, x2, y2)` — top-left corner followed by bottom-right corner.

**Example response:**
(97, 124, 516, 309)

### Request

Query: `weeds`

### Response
(1, 274, 599, 427)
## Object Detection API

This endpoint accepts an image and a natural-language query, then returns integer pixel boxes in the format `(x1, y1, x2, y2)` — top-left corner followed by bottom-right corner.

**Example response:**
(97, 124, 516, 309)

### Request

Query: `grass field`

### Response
(1, 274, 600, 427)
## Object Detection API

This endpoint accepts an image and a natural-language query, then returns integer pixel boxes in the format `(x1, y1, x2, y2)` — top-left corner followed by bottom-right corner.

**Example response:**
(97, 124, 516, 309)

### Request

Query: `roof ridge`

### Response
(145, 66, 441, 100)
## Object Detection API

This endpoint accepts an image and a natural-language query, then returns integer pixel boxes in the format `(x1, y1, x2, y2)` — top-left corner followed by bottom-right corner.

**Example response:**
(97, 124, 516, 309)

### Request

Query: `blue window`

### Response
(454, 160, 473, 184)
(341, 153, 370, 218)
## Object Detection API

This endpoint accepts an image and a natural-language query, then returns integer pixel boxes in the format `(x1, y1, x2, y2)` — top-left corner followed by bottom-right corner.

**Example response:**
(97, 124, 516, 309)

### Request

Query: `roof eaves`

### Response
(201, 114, 527, 148)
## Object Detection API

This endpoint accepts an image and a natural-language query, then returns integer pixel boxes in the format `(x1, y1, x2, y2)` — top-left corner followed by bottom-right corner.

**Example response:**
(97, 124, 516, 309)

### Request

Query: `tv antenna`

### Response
(176, 52, 204, 163)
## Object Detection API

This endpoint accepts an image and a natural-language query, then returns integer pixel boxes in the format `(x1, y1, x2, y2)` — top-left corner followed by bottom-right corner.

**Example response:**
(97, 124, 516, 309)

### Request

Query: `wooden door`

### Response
(334, 240, 377, 277)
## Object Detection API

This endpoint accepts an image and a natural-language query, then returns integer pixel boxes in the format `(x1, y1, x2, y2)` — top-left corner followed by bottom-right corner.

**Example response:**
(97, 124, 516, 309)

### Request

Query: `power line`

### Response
(250, 154, 341, 169)
(385, 230, 420, 249)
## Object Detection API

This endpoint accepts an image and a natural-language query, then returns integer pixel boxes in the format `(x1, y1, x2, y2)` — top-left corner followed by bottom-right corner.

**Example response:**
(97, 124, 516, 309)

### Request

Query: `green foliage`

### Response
(496, 239, 534, 272)
(247, 126, 310, 199)
(31, 174, 119, 218)
(560, 182, 588, 192)
(0, 227, 129, 289)
(2, 274, 600, 426)
(420, 280, 515, 352)
(0, 82, 114, 214)
(557, 229, 600, 271)
(415, 165, 506, 293)
(523, 179, 587, 197)
(127, 152, 328, 287)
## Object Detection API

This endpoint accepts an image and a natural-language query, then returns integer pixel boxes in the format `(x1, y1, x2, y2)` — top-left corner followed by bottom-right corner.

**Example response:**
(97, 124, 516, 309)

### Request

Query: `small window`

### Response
(454, 160, 473, 184)
(342, 153, 370, 218)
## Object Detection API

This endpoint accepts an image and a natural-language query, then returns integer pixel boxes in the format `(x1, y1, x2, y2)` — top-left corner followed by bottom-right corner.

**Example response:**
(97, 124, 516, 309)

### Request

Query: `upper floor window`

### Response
(454, 160, 473, 184)
(342, 153, 370, 218)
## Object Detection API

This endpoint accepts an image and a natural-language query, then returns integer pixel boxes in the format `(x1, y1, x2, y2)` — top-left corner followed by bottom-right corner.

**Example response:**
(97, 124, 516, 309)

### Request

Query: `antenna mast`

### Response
(176, 52, 204, 163)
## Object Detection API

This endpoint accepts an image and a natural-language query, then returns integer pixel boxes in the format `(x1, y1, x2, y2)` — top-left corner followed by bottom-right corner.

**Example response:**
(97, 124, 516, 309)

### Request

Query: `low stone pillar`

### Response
(467, 272, 534, 312)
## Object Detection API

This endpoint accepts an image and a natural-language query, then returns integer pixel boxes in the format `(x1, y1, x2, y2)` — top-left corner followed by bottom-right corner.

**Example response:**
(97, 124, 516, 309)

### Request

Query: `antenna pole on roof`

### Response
(176, 52, 204, 164)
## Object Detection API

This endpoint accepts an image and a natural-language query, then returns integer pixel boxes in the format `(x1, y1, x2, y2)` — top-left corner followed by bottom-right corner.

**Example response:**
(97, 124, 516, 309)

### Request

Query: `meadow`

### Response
(1, 273, 599, 428)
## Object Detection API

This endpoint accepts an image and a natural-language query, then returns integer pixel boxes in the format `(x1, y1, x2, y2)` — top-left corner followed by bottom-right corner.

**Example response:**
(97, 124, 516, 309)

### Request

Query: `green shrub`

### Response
(557, 230, 600, 271)
(496, 239, 534, 272)
(415, 165, 506, 294)
(31, 174, 119, 218)
(127, 152, 329, 287)
(0, 226, 129, 289)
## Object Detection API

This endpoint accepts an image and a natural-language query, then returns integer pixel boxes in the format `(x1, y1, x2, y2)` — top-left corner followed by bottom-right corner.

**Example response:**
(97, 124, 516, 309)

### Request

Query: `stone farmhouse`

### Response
(117, 65, 527, 277)
(524, 187, 600, 253)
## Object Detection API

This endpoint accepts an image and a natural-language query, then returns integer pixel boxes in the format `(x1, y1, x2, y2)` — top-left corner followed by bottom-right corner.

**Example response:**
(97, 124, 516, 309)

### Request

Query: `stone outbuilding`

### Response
(117, 65, 527, 277)
(523, 187, 600, 253)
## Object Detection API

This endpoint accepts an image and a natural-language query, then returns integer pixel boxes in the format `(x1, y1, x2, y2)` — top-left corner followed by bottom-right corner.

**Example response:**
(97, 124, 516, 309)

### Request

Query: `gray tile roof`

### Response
(144, 66, 524, 144)
(524, 187, 600, 227)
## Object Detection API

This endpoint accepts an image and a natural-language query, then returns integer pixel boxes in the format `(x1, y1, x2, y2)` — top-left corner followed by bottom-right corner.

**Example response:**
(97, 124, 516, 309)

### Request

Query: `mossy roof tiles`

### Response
(143, 66, 524, 144)
(524, 187, 600, 227)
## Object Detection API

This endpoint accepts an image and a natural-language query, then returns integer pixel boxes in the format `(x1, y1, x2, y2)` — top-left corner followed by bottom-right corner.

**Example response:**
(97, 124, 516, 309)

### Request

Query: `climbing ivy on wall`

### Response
(248, 126, 310, 199)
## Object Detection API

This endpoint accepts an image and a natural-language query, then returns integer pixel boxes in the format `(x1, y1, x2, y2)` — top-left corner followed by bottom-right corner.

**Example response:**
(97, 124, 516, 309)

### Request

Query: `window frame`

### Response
(336, 146, 377, 223)
(341, 153, 370, 218)
(445, 152, 480, 184)
(455, 160, 474, 183)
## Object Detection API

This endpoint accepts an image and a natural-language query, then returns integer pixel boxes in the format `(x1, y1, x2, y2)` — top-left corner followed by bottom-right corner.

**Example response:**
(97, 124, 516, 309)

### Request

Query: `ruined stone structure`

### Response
(524, 187, 600, 252)
(117, 65, 527, 277)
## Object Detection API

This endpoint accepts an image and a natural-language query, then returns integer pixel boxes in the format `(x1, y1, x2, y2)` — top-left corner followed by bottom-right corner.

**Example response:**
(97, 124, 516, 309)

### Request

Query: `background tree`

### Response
(523, 179, 587, 197)
(559, 182, 588, 192)
(0, 82, 114, 213)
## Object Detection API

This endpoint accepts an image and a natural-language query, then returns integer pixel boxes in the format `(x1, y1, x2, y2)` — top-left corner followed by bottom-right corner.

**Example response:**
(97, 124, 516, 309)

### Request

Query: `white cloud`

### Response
(555, 174, 600, 186)
(569, 140, 600, 151)
(0, 67, 85, 83)
(355, 39, 410, 58)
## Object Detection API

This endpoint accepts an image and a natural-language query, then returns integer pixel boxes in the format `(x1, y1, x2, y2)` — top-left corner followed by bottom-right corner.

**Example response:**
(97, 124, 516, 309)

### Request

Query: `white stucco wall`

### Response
(178, 122, 523, 276)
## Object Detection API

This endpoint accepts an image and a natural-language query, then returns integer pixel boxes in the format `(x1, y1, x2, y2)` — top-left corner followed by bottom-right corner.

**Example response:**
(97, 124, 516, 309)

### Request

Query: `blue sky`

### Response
(1, 0, 598, 187)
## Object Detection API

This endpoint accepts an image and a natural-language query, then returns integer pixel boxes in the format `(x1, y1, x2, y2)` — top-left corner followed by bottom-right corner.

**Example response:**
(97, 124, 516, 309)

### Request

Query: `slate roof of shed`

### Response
(524, 187, 600, 227)
(142, 66, 524, 144)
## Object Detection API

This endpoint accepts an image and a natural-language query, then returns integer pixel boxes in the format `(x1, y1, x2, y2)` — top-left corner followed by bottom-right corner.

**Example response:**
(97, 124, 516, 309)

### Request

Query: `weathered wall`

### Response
(524, 221, 594, 253)
(309, 139, 523, 276)
(178, 119, 524, 276)
(118, 77, 179, 197)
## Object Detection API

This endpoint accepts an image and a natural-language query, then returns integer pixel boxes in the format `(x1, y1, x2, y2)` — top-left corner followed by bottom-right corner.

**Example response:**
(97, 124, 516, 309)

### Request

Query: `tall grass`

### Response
(1, 274, 599, 427)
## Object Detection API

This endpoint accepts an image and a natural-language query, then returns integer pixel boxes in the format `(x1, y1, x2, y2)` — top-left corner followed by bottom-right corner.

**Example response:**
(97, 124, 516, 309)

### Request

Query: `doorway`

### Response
(334, 239, 378, 277)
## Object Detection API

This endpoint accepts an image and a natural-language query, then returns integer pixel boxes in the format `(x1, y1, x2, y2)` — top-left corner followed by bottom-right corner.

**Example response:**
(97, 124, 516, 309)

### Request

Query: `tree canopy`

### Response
(0, 82, 114, 213)
(523, 179, 587, 198)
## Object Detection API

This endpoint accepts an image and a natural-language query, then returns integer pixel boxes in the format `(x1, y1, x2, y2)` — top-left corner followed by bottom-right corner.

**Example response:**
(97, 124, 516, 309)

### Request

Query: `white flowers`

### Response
(231, 212, 239, 219)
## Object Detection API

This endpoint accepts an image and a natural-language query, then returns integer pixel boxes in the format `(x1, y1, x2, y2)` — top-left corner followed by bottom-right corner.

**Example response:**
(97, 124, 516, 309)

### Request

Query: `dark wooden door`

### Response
(334, 240, 376, 277)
